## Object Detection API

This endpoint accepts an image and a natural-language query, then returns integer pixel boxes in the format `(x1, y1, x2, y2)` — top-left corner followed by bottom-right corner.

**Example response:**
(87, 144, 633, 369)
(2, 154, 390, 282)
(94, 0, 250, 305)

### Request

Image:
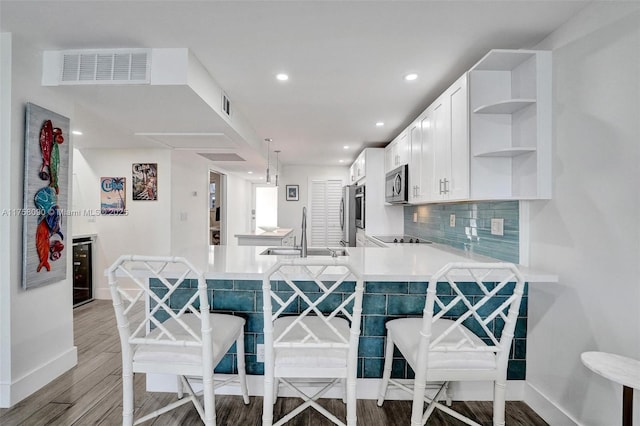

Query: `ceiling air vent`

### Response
(53, 48, 151, 85)
(222, 93, 231, 117)
(198, 153, 245, 162)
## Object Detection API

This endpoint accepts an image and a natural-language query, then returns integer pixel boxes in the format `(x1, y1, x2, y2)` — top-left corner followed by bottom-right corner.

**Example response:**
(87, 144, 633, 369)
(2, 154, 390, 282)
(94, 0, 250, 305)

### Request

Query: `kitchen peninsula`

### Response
(137, 243, 556, 399)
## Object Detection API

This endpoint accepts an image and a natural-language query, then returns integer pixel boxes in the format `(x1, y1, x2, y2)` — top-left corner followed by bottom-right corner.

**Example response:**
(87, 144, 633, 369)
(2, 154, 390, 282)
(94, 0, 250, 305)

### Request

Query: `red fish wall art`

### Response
(22, 103, 70, 289)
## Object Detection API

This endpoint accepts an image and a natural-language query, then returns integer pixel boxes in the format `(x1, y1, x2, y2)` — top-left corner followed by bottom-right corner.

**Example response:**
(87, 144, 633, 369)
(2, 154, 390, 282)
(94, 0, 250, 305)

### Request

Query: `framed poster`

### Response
(286, 184, 299, 201)
(132, 163, 157, 201)
(100, 177, 126, 215)
(22, 103, 70, 289)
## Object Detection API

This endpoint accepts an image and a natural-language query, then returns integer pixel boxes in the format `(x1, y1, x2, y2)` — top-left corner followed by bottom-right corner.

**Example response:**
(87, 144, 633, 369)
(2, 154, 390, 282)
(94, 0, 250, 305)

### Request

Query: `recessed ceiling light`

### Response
(343, 145, 349, 150)
(276, 73, 289, 81)
(248, 171, 253, 174)
(72, 130, 83, 135)
(404, 73, 418, 81)
(376, 122, 385, 127)
(339, 160, 345, 163)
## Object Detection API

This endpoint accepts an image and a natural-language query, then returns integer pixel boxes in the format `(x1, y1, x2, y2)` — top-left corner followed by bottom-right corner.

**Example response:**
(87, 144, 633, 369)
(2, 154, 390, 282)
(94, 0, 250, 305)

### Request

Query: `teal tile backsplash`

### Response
(404, 201, 520, 263)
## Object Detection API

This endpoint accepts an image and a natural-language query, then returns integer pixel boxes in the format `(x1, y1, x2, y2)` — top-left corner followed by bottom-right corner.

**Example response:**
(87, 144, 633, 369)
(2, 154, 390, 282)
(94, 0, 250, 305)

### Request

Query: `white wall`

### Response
(526, 5, 640, 425)
(73, 148, 173, 299)
(71, 148, 254, 297)
(0, 33, 77, 407)
(224, 171, 252, 246)
(169, 151, 252, 249)
(0, 31, 14, 408)
(171, 150, 209, 254)
(277, 165, 350, 240)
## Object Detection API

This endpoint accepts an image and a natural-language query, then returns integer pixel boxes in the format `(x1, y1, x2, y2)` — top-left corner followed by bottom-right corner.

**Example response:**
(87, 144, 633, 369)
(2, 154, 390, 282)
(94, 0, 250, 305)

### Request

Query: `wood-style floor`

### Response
(0, 300, 548, 425)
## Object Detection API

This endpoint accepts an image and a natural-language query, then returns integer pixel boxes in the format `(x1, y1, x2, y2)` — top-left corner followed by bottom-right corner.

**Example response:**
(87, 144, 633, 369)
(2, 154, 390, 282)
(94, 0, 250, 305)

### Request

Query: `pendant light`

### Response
(274, 150, 280, 187)
(265, 138, 272, 183)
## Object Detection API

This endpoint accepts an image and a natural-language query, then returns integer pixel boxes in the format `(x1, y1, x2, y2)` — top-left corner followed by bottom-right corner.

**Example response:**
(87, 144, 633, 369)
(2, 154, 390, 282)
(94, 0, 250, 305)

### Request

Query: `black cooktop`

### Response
(373, 235, 432, 244)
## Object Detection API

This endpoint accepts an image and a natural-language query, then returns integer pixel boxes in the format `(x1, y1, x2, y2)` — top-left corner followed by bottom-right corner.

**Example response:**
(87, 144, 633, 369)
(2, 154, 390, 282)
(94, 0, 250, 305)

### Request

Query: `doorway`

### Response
(254, 185, 278, 231)
(209, 170, 225, 245)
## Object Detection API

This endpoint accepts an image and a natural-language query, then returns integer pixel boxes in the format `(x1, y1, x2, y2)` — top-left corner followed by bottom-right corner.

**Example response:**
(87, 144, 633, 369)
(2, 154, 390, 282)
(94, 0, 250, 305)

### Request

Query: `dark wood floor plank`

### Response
(46, 374, 121, 425)
(18, 402, 72, 426)
(0, 300, 549, 426)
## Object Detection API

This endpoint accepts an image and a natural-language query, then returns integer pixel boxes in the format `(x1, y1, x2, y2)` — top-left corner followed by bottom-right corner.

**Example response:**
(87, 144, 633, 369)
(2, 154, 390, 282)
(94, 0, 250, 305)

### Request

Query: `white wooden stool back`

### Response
(108, 255, 249, 426)
(377, 262, 525, 426)
(262, 258, 364, 426)
(109, 255, 210, 352)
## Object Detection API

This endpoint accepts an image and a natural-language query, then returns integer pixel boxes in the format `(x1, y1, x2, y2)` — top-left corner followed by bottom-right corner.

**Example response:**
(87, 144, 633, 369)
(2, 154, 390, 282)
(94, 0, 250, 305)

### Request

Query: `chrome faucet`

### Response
(300, 207, 307, 258)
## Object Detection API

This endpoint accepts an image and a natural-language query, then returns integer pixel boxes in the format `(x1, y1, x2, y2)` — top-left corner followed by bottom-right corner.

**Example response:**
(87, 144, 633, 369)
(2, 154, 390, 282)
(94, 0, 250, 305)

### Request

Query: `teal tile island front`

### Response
(153, 278, 529, 380)
(145, 244, 556, 387)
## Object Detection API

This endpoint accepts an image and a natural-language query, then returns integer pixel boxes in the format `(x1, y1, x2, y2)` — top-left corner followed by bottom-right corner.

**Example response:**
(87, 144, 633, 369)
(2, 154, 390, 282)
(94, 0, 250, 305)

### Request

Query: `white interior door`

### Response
(309, 179, 343, 247)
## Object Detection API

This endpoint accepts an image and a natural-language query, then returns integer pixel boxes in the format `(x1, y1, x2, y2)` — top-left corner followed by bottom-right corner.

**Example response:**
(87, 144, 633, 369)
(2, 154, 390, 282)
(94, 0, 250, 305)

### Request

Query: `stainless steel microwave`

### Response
(385, 164, 409, 204)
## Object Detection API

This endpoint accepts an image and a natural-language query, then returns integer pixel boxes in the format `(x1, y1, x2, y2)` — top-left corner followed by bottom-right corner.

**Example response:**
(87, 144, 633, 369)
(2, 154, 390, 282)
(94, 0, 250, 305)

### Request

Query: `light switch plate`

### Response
(491, 218, 504, 236)
(449, 214, 455, 227)
(413, 212, 417, 223)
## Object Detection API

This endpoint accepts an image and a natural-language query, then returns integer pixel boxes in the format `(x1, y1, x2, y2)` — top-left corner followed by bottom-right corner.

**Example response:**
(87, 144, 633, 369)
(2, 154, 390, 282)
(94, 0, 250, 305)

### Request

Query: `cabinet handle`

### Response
(444, 179, 449, 194)
(439, 179, 443, 195)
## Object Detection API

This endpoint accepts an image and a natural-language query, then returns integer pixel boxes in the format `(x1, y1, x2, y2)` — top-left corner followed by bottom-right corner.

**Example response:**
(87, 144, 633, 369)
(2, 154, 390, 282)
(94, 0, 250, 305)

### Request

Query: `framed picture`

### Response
(286, 184, 299, 201)
(132, 163, 157, 201)
(22, 103, 70, 290)
(100, 177, 126, 215)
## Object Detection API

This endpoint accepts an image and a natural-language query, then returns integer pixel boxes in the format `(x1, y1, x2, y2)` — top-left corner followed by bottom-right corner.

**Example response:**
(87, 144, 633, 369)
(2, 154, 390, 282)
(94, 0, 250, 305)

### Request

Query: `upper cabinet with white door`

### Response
(350, 150, 366, 183)
(468, 49, 552, 199)
(430, 73, 469, 201)
(384, 130, 409, 173)
(405, 73, 468, 204)
(407, 116, 426, 203)
(384, 48, 551, 204)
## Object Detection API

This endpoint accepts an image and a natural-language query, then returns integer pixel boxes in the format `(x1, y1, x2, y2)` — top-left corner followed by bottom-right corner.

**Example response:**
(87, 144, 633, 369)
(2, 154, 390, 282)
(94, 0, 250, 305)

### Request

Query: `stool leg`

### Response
(623, 386, 633, 426)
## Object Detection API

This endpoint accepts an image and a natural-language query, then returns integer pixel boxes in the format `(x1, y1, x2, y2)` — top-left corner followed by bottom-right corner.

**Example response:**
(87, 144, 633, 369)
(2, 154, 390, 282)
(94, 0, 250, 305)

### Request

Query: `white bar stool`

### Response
(581, 351, 640, 426)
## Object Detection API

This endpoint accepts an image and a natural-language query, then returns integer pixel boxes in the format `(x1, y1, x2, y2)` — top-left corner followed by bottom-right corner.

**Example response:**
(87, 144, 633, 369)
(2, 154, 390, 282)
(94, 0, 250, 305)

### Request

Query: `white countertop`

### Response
(234, 228, 293, 238)
(165, 243, 557, 283)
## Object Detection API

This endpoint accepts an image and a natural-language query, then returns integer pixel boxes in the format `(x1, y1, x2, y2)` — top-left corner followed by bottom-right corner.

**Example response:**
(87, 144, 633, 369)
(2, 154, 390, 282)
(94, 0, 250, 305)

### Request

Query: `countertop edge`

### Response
(234, 228, 294, 238)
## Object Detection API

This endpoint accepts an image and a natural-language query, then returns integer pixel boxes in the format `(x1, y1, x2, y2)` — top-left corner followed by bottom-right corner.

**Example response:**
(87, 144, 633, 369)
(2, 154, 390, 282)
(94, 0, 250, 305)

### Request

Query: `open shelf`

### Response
(473, 99, 536, 114)
(474, 147, 537, 158)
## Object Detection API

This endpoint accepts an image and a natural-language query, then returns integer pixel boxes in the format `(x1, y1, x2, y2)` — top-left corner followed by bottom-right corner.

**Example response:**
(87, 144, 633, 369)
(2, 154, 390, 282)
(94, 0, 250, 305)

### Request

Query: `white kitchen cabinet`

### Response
(281, 234, 294, 246)
(384, 131, 409, 173)
(350, 150, 366, 183)
(404, 73, 468, 204)
(408, 117, 425, 203)
(468, 49, 552, 199)
(430, 73, 469, 201)
(355, 148, 403, 236)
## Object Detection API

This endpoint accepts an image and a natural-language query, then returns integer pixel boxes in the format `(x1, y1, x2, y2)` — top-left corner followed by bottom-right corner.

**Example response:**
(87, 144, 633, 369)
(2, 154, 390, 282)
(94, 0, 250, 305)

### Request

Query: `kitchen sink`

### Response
(260, 247, 349, 257)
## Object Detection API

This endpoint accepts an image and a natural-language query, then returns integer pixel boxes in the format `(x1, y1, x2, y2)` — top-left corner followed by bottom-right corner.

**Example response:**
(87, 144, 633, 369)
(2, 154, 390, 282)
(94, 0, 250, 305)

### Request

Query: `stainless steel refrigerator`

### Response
(340, 185, 357, 246)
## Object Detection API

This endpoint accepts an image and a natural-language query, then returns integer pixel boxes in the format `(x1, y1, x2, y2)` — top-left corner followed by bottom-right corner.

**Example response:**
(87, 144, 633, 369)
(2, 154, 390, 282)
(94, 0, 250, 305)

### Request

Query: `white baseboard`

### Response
(1, 346, 77, 408)
(147, 373, 525, 402)
(524, 382, 580, 426)
(94, 287, 112, 300)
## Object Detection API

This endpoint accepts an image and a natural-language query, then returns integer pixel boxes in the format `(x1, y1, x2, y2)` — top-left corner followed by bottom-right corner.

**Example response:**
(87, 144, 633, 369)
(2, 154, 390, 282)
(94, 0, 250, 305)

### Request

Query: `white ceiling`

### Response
(0, 0, 590, 180)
